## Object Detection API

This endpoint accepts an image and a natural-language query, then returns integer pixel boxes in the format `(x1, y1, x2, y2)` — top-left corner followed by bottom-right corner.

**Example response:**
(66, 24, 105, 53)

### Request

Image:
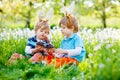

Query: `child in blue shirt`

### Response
(54, 13, 86, 67)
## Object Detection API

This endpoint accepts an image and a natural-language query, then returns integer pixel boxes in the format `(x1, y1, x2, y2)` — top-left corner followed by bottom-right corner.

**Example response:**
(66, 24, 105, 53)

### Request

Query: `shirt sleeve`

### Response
(25, 37, 35, 54)
(25, 46, 32, 54)
(67, 47, 82, 56)
(75, 37, 84, 48)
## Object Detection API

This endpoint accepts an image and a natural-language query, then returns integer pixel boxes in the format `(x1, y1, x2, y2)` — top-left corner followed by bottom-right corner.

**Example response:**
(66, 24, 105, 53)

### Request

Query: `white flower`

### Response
(112, 49, 116, 53)
(94, 44, 102, 51)
(106, 58, 111, 62)
(72, 77, 76, 80)
(106, 44, 113, 49)
(105, 7, 111, 12)
(81, 72, 85, 79)
(99, 63, 105, 69)
(88, 53, 94, 58)
(84, 1, 94, 7)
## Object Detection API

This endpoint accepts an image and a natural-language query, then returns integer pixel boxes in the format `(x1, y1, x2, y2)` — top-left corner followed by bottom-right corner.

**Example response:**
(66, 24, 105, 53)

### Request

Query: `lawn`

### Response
(0, 28, 120, 80)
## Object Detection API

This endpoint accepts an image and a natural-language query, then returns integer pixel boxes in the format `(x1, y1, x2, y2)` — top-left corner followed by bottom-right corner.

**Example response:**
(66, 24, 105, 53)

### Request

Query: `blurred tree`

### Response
(0, 0, 44, 29)
(0, 0, 120, 29)
(75, 0, 93, 16)
(88, 0, 120, 28)
(20, 1, 34, 28)
(75, 0, 120, 28)
(51, 0, 63, 15)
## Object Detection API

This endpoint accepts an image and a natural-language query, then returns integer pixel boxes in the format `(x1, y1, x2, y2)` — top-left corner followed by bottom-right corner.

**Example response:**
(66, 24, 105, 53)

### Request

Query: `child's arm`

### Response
(25, 36, 40, 55)
(66, 47, 82, 56)
(25, 46, 43, 54)
(25, 46, 35, 54)
(55, 48, 68, 54)
(55, 47, 82, 56)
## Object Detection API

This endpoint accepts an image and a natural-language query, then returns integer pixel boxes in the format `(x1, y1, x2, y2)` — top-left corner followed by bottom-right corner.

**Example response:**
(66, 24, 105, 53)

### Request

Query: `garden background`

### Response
(0, 0, 120, 80)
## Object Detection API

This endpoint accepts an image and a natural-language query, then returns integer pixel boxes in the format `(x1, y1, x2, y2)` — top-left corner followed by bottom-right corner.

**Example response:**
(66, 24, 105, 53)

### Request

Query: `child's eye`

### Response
(40, 30, 43, 32)
(45, 32, 49, 35)
(61, 27, 66, 29)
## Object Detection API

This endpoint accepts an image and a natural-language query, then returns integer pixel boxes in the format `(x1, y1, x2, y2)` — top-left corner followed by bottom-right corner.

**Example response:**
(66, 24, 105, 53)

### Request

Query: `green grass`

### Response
(0, 28, 120, 79)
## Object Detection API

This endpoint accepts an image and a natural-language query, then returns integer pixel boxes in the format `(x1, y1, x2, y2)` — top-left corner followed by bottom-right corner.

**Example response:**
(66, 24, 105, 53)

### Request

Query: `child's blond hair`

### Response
(34, 21, 50, 33)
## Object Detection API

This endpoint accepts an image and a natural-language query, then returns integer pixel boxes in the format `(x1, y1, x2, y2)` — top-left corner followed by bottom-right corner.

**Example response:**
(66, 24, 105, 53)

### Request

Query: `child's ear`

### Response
(35, 30, 37, 35)
(71, 26, 74, 30)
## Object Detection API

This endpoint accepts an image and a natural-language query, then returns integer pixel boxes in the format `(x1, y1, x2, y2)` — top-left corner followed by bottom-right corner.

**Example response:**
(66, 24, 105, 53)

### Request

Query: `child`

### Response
(25, 8, 54, 63)
(54, 13, 86, 67)
(8, 21, 50, 64)
(25, 21, 50, 62)
(7, 8, 54, 64)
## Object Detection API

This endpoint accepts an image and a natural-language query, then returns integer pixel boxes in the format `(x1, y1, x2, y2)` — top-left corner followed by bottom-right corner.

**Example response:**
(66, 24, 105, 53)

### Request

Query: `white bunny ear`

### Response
(39, 9, 45, 21)
(60, 1, 75, 15)
(60, 6, 67, 15)
(46, 8, 54, 20)
(67, 1, 75, 15)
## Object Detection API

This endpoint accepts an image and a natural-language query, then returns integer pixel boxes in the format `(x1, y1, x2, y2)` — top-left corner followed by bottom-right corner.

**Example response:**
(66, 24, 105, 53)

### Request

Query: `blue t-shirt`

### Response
(60, 33, 86, 62)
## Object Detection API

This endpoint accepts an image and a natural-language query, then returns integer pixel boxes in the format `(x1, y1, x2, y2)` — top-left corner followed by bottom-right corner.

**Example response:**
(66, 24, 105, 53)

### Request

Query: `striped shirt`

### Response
(25, 36, 48, 55)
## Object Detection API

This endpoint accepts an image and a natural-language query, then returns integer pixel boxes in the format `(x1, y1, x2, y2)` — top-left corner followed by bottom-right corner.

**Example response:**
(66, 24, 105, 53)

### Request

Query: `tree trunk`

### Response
(64, 0, 67, 6)
(25, 10, 31, 29)
(102, 0, 107, 28)
(102, 10, 107, 28)
(42, 0, 45, 2)
(25, 1, 32, 29)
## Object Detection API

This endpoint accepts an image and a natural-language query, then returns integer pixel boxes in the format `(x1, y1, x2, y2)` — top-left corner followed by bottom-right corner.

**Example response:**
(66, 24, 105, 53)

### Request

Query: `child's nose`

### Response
(42, 31, 45, 34)
(42, 32, 47, 36)
(61, 29, 64, 32)
(60, 28, 63, 31)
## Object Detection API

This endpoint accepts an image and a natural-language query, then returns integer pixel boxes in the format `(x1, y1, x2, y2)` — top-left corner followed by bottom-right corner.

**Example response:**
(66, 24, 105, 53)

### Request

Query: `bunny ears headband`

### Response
(38, 1, 75, 26)
(61, 1, 75, 27)
(38, 8, 54, 22)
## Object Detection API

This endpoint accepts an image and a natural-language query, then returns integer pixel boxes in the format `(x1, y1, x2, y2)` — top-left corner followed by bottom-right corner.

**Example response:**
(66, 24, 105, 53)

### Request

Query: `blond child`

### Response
(7, 9, 54, 64)
(25, 8, 54, 63)
(25, 20, 50, 62)
(8, 20, 50, 64)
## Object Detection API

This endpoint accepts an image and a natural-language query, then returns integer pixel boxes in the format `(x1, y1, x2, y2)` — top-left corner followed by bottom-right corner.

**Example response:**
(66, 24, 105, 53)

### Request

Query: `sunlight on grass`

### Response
(0, 28, 120, 79)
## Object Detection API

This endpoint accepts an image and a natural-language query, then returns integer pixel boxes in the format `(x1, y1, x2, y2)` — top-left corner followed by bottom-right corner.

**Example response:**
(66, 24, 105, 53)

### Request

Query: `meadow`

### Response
(0, 27, 120, 80)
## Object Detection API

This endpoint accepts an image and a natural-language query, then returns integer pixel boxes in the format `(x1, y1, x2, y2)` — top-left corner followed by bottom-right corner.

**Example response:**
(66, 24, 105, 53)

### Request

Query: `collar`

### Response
(34, 36, 37, 40)
(35, 35, 48, 43)
(31, 36, 37, 42)
(64, 33, 76, 40)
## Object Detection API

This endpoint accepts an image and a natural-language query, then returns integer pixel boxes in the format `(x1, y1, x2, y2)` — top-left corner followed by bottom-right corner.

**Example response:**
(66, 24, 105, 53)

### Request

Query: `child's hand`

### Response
(43, 35, 50, 43)
(32, 48, 41, 54)
(55, 48, 68, 54)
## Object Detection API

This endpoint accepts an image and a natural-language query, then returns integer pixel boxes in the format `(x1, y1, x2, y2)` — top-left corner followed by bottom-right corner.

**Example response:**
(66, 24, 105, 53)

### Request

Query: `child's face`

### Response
(36, 28, 49, 40)
(60, 24, 73, 37)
